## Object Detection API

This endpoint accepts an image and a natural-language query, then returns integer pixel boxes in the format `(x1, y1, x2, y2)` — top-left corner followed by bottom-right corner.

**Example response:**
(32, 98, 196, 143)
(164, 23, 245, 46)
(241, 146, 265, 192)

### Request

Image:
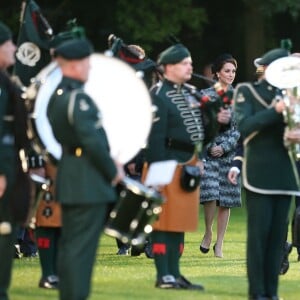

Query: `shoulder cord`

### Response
(67, 89, 82, 125)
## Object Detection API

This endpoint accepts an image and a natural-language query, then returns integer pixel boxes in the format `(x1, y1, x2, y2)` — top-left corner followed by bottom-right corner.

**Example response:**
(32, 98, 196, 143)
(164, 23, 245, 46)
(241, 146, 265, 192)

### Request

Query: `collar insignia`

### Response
(236, 93, 245, 103)
(79, 99, 90, 111)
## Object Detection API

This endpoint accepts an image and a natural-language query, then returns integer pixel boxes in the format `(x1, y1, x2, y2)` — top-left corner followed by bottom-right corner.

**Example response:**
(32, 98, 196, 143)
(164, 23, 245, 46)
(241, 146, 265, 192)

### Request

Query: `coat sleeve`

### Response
(230, 137, 243, 171)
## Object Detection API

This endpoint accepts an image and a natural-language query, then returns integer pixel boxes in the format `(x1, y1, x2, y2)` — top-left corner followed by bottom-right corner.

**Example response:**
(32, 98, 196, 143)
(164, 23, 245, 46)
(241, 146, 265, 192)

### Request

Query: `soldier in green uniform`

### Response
(0, 21, 29, 300)
(145, 43, 231, 290)
(234, 48, 300, 300)
(33, 21, 87, 290)
(47, 38, 124, 300)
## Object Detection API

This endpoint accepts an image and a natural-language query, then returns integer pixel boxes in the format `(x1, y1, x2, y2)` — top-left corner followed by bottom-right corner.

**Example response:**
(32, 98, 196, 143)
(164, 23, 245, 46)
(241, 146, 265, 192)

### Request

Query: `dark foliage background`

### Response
(1, 0, 300, 85)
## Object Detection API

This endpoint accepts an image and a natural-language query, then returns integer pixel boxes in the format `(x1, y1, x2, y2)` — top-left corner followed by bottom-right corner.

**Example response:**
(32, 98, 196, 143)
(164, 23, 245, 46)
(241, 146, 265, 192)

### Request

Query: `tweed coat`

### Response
(199, 86, 241, 207)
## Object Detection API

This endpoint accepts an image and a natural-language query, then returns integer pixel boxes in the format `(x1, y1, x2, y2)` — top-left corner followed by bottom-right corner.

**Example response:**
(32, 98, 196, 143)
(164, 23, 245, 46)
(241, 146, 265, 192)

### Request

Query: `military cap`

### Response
(0, 21, 12, 45)
(53, 38, 93, 60)
(50, 24, 86, 48)
(157, 43, 191, 65)
(256, 48, 289, 66)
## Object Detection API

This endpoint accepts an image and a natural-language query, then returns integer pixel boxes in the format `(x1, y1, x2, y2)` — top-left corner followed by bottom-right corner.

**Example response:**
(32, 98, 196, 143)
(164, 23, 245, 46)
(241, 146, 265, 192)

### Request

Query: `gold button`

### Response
(75, 148, 82, 157)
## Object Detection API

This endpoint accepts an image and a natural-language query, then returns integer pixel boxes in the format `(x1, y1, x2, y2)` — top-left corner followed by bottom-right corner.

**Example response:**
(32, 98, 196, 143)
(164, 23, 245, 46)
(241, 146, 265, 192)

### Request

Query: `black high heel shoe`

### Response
(199, 238, 210, 254)
(199, 245, 210, 254)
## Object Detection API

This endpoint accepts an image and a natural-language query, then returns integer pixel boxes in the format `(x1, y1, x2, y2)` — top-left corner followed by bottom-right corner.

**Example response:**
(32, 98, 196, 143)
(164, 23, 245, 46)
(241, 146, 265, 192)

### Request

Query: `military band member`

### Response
(109, 40, 156, 257)
(234, 48, 300, 300)
(144, 43, 231, 290)
(0, 21, 29, 300)
(47, 38, 124, 300)
(34, 21, 86, 290)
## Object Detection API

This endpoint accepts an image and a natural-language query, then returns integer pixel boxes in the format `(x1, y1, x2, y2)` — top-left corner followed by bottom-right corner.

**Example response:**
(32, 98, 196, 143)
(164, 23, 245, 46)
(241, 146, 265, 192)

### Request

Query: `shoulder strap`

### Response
(67, 89, 82, 125)
(235, 82, 274, 109)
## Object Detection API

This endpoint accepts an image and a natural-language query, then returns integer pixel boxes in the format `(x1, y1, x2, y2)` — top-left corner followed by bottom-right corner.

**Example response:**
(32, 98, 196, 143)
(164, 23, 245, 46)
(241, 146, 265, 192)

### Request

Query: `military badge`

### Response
(236, 93, 245, 103)
(79, 99, 90, 111)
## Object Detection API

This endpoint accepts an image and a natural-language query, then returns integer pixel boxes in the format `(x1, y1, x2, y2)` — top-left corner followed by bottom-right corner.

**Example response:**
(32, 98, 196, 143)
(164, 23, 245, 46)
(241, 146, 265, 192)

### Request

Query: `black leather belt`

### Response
(165, 138, 195, 153)
(63, 146, 83, 157)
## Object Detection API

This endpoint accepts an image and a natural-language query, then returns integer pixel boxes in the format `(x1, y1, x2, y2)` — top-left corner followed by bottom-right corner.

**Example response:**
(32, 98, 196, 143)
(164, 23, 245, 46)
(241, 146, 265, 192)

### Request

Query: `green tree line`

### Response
(1, 0, 300, 83)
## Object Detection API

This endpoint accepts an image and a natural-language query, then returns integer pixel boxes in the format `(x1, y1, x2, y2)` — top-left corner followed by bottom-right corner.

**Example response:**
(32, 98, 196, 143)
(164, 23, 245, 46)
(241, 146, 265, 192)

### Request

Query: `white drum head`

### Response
(85, 54, 152, 163)
(33, 62, 63, 161)
(33, 54, 152, 164)
(265, 56, 300, 89)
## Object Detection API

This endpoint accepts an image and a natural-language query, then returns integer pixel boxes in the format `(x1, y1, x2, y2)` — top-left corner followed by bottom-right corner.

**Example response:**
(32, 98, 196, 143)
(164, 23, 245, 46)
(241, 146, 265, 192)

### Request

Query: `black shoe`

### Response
(279, 259, 289, 275)
(23, 252, 38, 258)
(131, 245, 144, 256)
(279, 242, 293, 275)
(176, 275, 204, 291)
(117, 245, 130, 255)
(144, 241, 154, 259)
(248, 295, 269, 300)
(199, 237, 210, 254)
(199, 245, 210, 254)
(14, 244, 22, 259)
(39, 275, 59, 289)
(155, 275, 181, 289)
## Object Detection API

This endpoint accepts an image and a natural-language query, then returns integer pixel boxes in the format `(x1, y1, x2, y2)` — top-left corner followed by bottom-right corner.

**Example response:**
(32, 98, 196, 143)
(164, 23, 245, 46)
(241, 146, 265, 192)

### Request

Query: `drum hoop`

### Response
(122, 177, 162, 202)
(31, 53, 152, 164)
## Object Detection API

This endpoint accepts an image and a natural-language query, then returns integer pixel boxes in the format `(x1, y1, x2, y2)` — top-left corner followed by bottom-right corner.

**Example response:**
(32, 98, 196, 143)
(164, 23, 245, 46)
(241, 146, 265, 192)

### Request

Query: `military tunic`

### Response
(47, 76, 117, 300)
(146, 79, 205, 232)
(234, 79, 299, 298)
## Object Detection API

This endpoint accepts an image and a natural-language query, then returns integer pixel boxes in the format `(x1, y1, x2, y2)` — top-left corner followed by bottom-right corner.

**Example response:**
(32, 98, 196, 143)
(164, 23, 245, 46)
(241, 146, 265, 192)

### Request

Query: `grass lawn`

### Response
(10, 202, 300, 300)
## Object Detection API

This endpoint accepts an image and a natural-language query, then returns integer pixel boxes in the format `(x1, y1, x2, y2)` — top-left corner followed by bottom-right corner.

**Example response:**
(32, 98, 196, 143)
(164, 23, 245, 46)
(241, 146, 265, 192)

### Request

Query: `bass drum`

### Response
(27, 61, 63, 163)
(28, 53, 153, 164)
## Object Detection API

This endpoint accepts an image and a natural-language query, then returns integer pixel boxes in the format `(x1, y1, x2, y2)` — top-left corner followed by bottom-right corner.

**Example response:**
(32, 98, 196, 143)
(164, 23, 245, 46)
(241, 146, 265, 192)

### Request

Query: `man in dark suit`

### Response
(47, 38, 124, 300)
(234, 48, 300, 300)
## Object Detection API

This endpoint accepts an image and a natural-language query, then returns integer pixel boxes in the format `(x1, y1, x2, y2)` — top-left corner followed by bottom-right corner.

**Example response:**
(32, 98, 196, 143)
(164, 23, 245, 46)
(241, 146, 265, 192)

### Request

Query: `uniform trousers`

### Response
(246, 190, 291, 297)
(58, 203, 108, 300)
(36, 226, 60, 279)
(0, 163, 15, 300)
(0, 224, 15, 300)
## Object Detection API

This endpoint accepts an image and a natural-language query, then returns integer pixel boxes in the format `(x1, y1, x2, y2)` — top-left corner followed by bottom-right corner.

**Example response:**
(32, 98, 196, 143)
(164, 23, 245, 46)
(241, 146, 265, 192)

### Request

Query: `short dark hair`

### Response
(211, 53, 237, 75)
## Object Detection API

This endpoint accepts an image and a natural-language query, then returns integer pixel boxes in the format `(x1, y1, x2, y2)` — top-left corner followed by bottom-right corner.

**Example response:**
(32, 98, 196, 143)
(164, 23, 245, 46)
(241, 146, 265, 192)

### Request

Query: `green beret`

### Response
(256, 48, 289, 66)
(54, 38, 93, 60)
(0, 21, 12, 45)
(50, 26, 86, 49)
(158, 43, 191, 65)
